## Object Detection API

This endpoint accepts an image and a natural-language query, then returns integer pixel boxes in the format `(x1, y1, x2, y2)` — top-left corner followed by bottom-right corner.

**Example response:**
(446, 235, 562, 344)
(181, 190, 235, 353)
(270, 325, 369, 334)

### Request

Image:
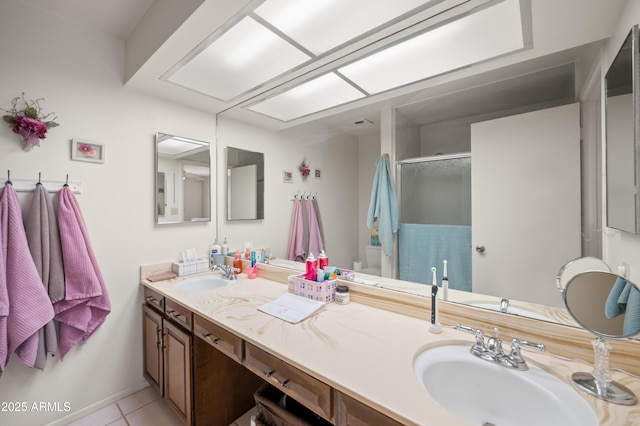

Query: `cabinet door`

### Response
(142, 305, 163, 395)
(163, 320, 192, 426)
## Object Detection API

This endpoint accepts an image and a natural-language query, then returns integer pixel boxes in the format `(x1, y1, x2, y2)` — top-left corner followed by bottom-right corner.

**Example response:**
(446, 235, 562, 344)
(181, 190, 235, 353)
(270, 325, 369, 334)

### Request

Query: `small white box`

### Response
(171, 259, 209, 277)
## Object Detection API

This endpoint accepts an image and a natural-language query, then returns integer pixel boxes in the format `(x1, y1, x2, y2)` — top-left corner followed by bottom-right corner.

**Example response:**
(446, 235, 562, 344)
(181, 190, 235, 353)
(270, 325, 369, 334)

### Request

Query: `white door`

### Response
(471, 103, 581, 307)
(228, 165, 257, 220)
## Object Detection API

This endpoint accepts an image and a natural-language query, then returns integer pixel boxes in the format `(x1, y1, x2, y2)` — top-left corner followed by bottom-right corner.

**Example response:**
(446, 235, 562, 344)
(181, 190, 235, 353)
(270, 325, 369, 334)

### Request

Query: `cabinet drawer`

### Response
(164, 298, 192, 331)
(194, 315, 244, 363)
(335, 391, 404, 426)
(245, 343, 332, 422)
(144, 287, 164, 312)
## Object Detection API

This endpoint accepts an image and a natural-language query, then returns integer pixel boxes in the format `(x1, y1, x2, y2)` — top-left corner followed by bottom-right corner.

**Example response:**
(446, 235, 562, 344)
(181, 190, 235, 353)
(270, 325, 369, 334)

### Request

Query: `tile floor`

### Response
(67, 385, 257, 426)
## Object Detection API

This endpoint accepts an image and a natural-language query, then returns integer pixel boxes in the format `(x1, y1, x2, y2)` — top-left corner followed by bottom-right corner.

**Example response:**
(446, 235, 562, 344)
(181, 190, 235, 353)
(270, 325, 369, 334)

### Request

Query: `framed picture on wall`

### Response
(314, 169, 321, 179)
(283, 170, 293, 183)
(71, 139, 105, 164)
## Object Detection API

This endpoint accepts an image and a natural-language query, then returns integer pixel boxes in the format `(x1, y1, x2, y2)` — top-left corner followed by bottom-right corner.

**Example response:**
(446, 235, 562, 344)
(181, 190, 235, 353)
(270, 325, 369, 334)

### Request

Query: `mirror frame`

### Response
(155, 132, 212, 225)
(606, 25, 640, 234)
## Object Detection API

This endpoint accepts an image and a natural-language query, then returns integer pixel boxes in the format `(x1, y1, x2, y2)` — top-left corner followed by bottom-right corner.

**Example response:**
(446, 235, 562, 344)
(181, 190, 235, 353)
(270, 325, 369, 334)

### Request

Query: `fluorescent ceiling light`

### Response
(167, 16, 310, 101)
(254, 0, 435, 55)
(247, 73, 366, 121)
(339, 0, 524, 94)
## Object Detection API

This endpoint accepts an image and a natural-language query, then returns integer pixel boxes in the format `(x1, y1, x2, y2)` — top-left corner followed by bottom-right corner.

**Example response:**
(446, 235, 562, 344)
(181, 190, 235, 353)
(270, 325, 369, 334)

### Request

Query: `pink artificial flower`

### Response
(78, 143, 95, 158)
(12, 115, 48, 139)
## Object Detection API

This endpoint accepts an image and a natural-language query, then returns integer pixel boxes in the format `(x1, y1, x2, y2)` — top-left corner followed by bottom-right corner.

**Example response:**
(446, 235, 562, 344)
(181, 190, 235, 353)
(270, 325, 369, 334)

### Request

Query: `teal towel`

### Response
(367, 156, 398, 257)
(398, 223, 472, 292)
(605, 277, 640, 336)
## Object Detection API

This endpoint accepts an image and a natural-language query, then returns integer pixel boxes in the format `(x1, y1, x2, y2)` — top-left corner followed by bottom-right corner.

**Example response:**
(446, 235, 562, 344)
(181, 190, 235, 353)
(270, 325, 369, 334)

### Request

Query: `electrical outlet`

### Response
(617, 262, 629, 278)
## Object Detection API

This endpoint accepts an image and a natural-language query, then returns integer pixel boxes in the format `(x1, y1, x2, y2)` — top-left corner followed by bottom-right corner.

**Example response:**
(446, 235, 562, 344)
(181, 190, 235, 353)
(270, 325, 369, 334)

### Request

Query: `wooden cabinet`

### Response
(192, 314, 263, 425)
(163, 320, 192, 426)
(142, 293, 193, 426)
(142, 304, 163, 394)
(335, 391, 404, 426)
(245, 342, 333, 423)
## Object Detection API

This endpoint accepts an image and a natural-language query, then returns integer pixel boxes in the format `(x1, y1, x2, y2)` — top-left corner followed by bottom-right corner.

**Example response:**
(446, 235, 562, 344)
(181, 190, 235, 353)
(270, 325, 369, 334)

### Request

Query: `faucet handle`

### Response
(486, 327, 504, 356)
(456, 324, 486, 354)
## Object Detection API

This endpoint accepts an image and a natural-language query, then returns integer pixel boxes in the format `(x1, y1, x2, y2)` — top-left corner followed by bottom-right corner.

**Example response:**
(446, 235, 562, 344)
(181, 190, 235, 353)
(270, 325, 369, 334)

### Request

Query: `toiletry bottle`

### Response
(210, 238, 220, 269)
(318, 250, 328, 270)
(222, 237, 229, 256)
(233, 250, 243, 275)
(305, 253, 318, 281)
(248, 251, 257, 279)
(442, 260, 449, 301)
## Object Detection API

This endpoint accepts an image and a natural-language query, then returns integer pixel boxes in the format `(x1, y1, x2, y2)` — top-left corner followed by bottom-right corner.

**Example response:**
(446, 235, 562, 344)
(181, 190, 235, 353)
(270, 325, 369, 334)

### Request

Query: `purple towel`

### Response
(54, 186, 110, 358)
(25, 184, 65, 369)
(287, 199, 305, 262)
(306, 199, 323, 258)
(0, 185, 55, 372)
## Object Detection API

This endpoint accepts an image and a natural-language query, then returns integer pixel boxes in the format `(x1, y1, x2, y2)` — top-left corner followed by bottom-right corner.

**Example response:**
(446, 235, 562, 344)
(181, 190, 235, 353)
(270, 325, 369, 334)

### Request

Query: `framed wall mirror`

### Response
(226, 147, 264, 221)
(155, 132, 212, 224)
(606, 25, 640, 234)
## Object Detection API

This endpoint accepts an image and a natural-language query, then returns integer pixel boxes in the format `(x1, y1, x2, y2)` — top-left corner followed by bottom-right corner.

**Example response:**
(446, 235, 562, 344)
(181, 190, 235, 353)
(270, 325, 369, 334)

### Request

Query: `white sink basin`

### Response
(414, 343, 598, 426)
(173, 275, 230, 290)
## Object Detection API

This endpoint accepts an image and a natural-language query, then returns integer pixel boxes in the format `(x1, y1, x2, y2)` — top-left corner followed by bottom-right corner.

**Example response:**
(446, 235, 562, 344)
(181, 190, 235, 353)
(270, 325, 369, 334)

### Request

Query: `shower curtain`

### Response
(397, 154, 472, 290)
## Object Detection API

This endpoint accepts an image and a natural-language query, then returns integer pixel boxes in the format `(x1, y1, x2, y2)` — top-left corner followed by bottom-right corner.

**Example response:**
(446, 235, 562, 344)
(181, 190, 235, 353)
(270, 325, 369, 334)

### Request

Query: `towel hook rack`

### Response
(6, 170, 11, 185)
(64, 174, 69, 187)
(38, 172, 42, 184)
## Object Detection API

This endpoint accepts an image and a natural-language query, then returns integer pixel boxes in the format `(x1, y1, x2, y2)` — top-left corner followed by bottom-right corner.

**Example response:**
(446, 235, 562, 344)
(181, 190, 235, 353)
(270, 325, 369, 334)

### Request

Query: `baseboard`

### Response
(45, 379, 150, 426)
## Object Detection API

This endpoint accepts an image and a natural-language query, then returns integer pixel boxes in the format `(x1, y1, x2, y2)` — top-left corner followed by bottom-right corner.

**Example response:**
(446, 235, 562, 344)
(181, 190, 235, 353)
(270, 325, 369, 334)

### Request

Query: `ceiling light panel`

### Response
(253, 0, 436, 55)
(167, 16, 311, 101)
(338, 0, 525, 94)
(247, 73, 366, 121)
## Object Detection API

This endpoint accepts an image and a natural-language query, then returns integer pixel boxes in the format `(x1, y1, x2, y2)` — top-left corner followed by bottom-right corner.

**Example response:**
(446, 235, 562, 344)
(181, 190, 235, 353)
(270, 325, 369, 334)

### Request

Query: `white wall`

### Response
(602, 0, 640, 281)
(0, 2, 217, 425)
(216, 117, 360, 270)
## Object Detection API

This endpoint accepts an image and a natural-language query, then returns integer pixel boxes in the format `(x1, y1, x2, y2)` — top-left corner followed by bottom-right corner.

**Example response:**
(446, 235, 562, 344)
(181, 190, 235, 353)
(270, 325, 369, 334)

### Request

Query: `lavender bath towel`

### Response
(25, 183, 65, 369)
(54, 186, 110, 358)
(0, 184, 55, 372)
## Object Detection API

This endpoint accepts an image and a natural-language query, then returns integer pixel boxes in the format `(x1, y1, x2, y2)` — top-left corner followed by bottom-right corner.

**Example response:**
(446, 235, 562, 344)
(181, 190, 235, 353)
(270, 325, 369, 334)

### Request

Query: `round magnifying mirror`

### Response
(556, 256, 611, 292)
(563, 270, 640, 405)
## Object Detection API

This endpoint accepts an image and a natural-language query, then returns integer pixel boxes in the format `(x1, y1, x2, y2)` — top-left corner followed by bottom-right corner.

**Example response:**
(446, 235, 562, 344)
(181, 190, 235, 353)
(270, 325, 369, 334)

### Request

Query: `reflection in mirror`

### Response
(562, 269, 640, 405)
(227, 147, 264, 220)
(155, 133, 211, 224)
(606, 26, 639, 233)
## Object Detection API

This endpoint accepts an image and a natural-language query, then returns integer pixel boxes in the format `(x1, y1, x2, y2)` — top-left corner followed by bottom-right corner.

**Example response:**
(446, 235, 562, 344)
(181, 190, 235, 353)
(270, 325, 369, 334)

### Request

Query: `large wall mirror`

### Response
(226, 147, 264, 221)
(155, 132, 212, 224)
(606, 25, 640, 234)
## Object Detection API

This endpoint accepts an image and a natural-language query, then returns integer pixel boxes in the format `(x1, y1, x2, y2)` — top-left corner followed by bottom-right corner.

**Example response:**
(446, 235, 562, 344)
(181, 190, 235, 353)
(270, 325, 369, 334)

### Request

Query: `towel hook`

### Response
(64, 174, 69, 187)
(6, 170, 11, 185)
(38, 172, 42, 184)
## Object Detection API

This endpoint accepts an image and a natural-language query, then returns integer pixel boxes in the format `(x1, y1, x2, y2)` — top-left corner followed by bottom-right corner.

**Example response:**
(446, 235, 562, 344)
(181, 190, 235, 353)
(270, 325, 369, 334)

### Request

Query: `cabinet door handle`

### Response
(201, 332, 220, 344)
(271, 372, 290, 388)
(262, 369, 274, 378)
(146, 296, 156, 304)
(155, 328, 162, 348)
(166, 310, 182, 319)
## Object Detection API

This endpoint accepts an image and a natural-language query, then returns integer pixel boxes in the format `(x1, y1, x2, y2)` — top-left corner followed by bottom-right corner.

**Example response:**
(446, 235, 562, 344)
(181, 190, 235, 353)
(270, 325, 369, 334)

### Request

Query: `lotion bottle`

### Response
(210, 238, 220, 269)
(305, 253, 318, 281)
(222, 237, 229, 256)
(233, 250, 243, 275)
(318, 250, 328, 270)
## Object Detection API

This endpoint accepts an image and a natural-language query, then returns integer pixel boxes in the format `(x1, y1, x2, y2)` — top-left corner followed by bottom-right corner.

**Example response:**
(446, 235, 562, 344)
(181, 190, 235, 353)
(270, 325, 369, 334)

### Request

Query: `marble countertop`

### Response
(141, 271, 640, 425)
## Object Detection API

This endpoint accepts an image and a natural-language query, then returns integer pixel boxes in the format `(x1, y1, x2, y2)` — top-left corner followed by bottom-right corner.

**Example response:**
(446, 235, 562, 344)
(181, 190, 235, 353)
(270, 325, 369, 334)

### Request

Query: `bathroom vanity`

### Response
(140, 262, 640, 425)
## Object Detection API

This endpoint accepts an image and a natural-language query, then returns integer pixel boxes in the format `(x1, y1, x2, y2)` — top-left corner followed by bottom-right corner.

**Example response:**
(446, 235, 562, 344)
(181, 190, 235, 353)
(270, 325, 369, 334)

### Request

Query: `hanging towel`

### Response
(312, 198, 325, 247)
(367, 156, 399, 256)
(306, 198, 323, 257)
(605, 277, 640, 336)
(300, 198, 309, 259)
(54, 186, 110, 358)
(25, 183, 65, 369)
(287, 199, 305, 262)
(0, 184, 55, 372)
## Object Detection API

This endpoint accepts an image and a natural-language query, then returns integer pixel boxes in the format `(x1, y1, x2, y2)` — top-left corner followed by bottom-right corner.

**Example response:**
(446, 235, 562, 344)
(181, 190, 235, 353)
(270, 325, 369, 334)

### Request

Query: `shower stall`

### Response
(397, 153, 472, 291)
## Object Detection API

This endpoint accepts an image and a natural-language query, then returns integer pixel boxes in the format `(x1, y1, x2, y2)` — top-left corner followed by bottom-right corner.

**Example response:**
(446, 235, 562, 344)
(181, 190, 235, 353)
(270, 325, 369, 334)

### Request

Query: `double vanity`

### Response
(140, 260, 640, 425)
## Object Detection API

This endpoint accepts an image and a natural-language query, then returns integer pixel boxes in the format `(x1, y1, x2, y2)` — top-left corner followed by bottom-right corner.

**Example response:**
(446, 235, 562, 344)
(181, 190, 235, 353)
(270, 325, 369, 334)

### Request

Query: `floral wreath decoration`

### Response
(2, 93, 59, 151)
(298, 158, 310, 181)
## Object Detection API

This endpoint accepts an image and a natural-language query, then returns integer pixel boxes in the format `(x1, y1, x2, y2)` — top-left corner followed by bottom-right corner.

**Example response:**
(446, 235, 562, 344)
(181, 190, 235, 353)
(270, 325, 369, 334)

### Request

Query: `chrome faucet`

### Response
(456, 324, 545, 371)
(213, 264, 237, 280)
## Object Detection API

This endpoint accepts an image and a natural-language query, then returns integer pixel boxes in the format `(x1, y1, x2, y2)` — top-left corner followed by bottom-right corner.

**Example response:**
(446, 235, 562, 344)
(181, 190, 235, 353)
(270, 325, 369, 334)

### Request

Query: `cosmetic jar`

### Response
(335, 285, 350, 305)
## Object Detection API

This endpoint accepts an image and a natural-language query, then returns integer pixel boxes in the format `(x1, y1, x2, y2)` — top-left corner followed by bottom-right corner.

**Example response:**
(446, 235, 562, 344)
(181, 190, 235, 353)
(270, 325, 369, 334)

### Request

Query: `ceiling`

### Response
(21, 0, 626, 136)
